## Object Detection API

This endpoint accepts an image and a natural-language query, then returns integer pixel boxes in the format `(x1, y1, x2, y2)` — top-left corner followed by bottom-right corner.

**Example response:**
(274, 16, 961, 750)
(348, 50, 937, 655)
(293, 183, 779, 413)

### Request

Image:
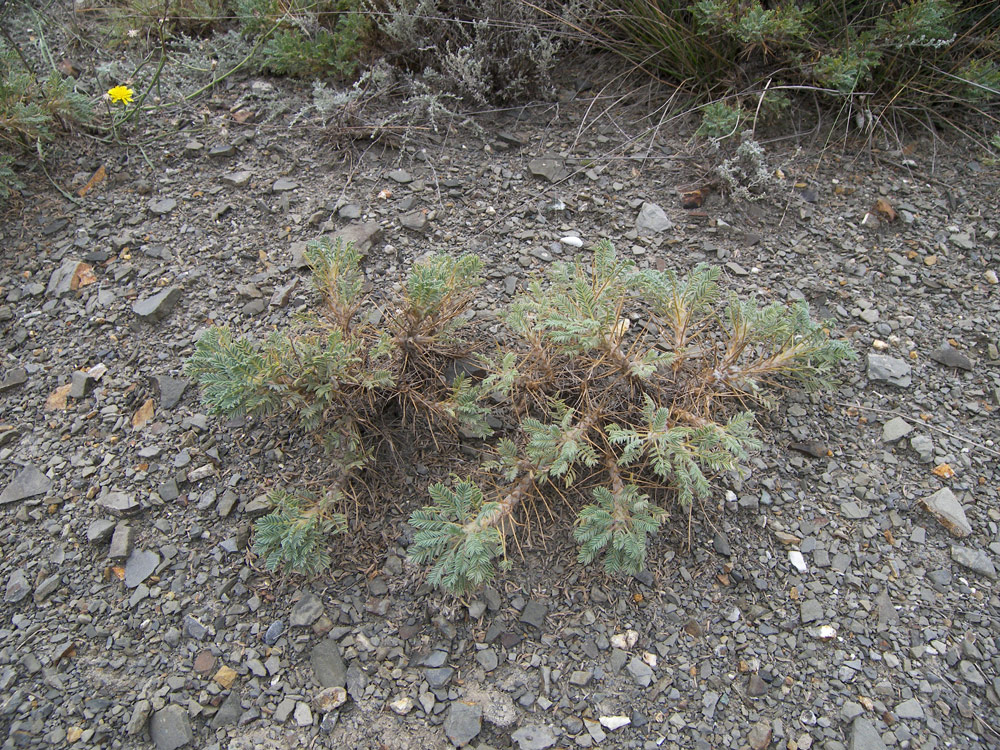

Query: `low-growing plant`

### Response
(188, 239, 855, 594)
(579, 0, 999, 127)
(186, 239, 497, 572)
(0, 38, 92, 202)
(409, 241, 854, 592)
(236, 0, 367, 77)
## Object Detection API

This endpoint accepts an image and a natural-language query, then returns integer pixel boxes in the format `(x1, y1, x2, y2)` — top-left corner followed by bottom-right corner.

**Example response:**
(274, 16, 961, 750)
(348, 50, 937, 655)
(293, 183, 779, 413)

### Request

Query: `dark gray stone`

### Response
(183, 615, 209, 640)
(520, 600, 548, 629)
(290, 592, 324, 627)
(951, 546, 997, 579)
(98, 491, 140, 516)
(800, 599, 823, 623)
(930, 345, 973, 371)
(849, 717, 887, 750)
(149, 198, 177, 216)
(512, 723, 558, 750)
(5, 569, 30, 603)
(881, 417, 913, 443)
(424, 667, 454, 689)
(528, 157, 566, 184)
(387, 169, 413, 184)
(210, 689, 242, 729)
(866, 354, 911, 387)
(87, 519, 116, 543)
(921, 487, 972, 537)
(153, 376, 189, 410)
(133, 287, 182, 322)
(346, 662, 367, 703)
(108, 524, 135, 559)
(149, 705, 192, 750)
(126, 699, 151, 736)
(310, 639, 346, 688)
(635, 201, 674, 234)
(0, 367, 27, 392)
(445, 701, 483, 747)
(272, 179, 298, 192)
(0, 465, 51, 505)
(713, 532, 731, 556)
(125, 549, 160, 588)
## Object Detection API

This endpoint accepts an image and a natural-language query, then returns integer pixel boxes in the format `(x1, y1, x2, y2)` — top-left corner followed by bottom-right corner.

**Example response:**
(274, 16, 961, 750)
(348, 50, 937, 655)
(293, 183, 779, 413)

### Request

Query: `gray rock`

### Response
(184, 615, 209, 640)
(5, 569, 30, 603)
(569, 670, 593, 687)
(210, 690, 242, 729)
(221, 171, 252, 187)
(528, 157, 566, 183)
(400, 210, 428, 232)
(875, 589, 898, 629)
(149, 198, 177, 216)
(338, 203, 361, 219)
(125, 549, 160, 588)
(345, 662, 367, 703)
(387, 169, 413, 184)
(126, 699, 151, 736)
(149, 705, 192, 750)
(840, 501, 870, 519)
(98, 491, 140, 516)
(520, 600, 547, 629)
(475, 649, 498, 671)
(445, 701, 483, 747)
(0, 367, 27, 392)
(627, 656, 654, 687)
(272, 179, 298, 192)
(951, 546, 997, 579)
(46, 259, 91, 297)
(881, 417, 913, 443)
(713, 531, 731, 556)
(208, 143, 236, 158)
(425, 667, 454, 689)
(800, 599, 823, 623)
(294, 701, 313, 726)
(635, 201, 674, 234)
(930, 345, 973, 371)
(512, 723, 558, 750)
(290, 592, 324, 627)
(87, 519, 116, 543)
(910, 434, 934, 463)
(133, 287, 182, 322)
(108, 524, 135, 559)
(866, 354, 911, 387)
(264, 621, 285, 646)
(310, 639, 346, 687)
(920, 487, 972, 537)
(153, 376, 189, 410)
(849, 717, 887, 750)
(0, 465, 52, 505)
(33, 573, 60, 602)
(894, 698, 924, 719)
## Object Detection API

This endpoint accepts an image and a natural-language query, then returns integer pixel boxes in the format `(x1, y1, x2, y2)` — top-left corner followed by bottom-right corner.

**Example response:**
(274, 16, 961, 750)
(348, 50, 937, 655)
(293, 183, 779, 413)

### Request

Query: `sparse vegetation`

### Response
(187, 239, 855, 593)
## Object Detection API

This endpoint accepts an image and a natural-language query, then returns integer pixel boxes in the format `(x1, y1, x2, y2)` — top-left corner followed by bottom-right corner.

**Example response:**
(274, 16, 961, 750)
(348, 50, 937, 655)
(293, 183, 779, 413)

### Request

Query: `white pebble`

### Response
(559, 236, 583, 248)
(600, 715, 631, 731)
(789, 550, 808, 573)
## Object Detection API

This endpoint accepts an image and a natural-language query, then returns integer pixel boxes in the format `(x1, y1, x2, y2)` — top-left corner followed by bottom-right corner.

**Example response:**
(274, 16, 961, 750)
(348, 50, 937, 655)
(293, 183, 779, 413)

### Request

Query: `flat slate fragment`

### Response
(951, 545, 997, 579)
(133, 287, 182, 322)
(0, 465, 52, 505)
(920, 487, 972, 537)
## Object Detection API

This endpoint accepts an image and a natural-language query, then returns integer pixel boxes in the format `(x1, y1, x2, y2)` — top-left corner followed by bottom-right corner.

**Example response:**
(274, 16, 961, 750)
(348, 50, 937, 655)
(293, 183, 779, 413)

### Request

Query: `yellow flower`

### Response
(108, 85, 134, 105)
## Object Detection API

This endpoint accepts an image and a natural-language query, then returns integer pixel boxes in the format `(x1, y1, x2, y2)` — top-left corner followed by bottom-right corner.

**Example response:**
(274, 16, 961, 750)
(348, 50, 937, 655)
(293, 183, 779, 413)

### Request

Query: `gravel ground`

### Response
(2, 59, 1000, 750)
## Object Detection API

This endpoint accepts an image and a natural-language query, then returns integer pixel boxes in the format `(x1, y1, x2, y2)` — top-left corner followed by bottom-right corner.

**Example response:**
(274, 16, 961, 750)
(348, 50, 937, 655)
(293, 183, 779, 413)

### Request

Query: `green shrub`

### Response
(188, 239, 855, 593)
(0, 39, 92, 202)
(581, 0, 999, 123)
(186, 239, 496, 574)
(236, 0, 367, 77)
(410, 241, 854, 591)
